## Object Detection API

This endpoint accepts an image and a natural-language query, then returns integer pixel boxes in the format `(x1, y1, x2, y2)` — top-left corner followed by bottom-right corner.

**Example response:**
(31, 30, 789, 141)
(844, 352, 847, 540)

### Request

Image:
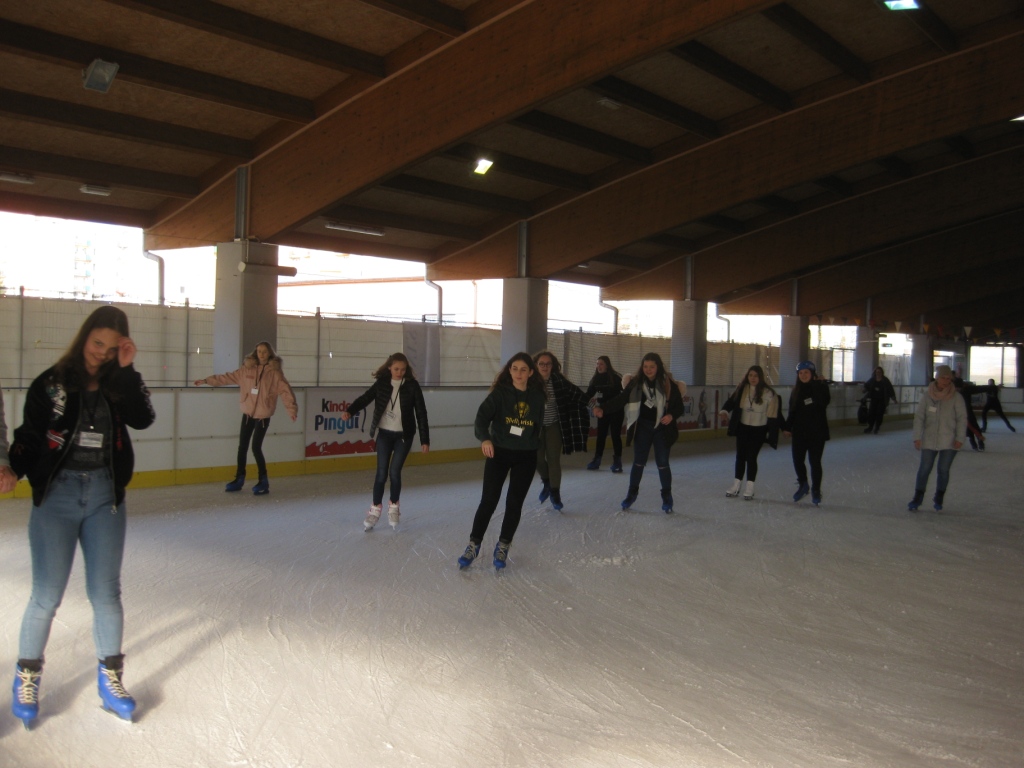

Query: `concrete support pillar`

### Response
(670, 301, 707, 386)
(853, 326, 879, 384)
(500, 278, 549, 364)
(213, 241, 280, 373)
(779, 316, 810, 385)
(908, 334, 932, 385)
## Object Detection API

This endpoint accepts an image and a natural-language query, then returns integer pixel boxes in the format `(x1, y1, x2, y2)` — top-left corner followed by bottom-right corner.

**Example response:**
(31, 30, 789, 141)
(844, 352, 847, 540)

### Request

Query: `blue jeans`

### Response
(628, 418, 672, 491)
(915, 449, 957, 493)
(19, 469, 127, 661)
(373, 429, 412, 505)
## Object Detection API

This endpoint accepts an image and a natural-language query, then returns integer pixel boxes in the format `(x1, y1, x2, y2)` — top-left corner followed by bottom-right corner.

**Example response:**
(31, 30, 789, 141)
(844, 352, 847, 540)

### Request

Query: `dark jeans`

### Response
(733, 423, 766, 482)
(982, 400, 1014, 431)
(237, 415, 271, 477)
(373, 429, 411, 505)
(791, 435, 825, 493)
(915, 448, 957, 493)
(628, 418, 672, 492)
(593, 411, 624, 458)
(470, 446, 537, 544)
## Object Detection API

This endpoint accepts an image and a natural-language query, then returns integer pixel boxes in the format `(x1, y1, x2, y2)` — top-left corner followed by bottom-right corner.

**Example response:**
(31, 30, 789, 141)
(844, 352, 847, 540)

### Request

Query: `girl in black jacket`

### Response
(584, 355, 625, 473)
(9, 306, 155, 727)
(341, 352, 429, 531)
(533, 350, 590, 511)
(783, 361, 831, 505)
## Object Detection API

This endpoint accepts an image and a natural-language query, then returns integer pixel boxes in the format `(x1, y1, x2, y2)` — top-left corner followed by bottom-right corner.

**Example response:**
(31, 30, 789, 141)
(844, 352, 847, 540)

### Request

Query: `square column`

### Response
(908, 334, 932, 385)
(214, 241, 280, 373)
(501, 278, 549, 364)
(670, 301, 707, 386)
(779, 316, 810, 385)
(853, 326, 879, 384)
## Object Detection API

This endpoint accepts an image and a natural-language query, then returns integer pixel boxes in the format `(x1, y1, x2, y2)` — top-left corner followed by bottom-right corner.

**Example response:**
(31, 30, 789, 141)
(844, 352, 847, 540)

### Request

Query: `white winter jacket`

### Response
(912, 386, 967, 450)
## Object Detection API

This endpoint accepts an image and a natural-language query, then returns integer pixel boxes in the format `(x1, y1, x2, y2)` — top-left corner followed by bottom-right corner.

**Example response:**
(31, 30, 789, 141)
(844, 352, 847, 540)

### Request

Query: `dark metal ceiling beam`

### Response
(354, 0, 466, 37)
(0, 21, 316, 122)
(323, 203, 482, 241)
(380, 175, 535, 217)
(442, 144, 592, 191)
(671, 40, 792, 112)
(511, 111, 653, 165)
(102, 0, 386, 77)
(0, 88, 253, 159)
(0, 145, 199, 197)
(589, 77, 720, 138)
(763, 3, 871, 83)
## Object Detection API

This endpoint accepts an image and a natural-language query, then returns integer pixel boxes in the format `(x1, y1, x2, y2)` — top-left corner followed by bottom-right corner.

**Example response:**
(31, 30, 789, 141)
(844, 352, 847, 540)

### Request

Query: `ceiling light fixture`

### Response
(79, 184, 112, 197)
(0, 172, 36, 185)
(474, 158, 493, 175)
(597, 97, 622, 110)
(325, 221, 385, 236)
(882, 1, 919, 9)
(1012, 115, 1024, 122)
(82, 59, 119, 93)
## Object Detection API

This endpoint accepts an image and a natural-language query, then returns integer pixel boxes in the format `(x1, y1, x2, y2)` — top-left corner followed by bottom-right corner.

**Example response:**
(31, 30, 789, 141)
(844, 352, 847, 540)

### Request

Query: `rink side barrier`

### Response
(1, 384, 1018, 497)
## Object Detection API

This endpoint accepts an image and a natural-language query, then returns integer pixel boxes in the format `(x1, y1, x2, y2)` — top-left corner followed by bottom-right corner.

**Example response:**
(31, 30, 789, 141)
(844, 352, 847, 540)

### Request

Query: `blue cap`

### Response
(796, 361, 816, 372)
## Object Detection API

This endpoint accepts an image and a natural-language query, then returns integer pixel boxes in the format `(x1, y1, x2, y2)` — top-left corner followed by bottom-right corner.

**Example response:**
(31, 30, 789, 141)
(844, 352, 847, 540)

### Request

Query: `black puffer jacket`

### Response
(784, 379, 831, 442)
(11, 365, 155, 505)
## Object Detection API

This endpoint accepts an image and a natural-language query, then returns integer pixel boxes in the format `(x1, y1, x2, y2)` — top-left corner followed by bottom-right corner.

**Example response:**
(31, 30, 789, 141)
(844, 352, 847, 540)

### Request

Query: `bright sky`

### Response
(1, 211, 790, 343)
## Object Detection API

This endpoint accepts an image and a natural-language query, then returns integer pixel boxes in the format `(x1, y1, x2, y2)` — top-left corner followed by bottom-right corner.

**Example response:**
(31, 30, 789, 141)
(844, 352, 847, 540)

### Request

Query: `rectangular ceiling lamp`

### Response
(325, 221, 385, 236)
(79, 184, 112, 197)
(0, 172, 36, 185)
(83, 59, 119, 93)
(882, 1, 919, 9)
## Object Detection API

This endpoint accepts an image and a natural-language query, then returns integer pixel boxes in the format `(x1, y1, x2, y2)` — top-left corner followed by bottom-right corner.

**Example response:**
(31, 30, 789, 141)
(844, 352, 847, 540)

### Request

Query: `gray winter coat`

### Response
(912, 388, 967, 450)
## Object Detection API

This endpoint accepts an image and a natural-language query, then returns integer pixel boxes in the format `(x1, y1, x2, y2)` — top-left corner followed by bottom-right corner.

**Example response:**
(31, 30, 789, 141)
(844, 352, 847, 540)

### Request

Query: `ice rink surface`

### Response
(1, 419, 1021, 768)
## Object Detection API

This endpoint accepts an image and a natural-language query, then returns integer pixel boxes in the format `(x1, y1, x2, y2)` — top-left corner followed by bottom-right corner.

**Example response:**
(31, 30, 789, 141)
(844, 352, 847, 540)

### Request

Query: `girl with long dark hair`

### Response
(9, 305, 155, 726)
(584, 355, 624, 473)
(457, 352, 546, 570)
(532, 350, 590, 511)
(340, 352, 429, 530)
(782, 361, 830, 505)
(720, 365, 780, 500)
(593, 352, 685, 513)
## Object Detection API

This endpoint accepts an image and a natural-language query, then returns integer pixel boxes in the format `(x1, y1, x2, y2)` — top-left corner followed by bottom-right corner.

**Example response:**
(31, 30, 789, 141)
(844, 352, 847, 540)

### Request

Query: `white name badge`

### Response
(251, 388, 260, 395)
(928, 406, 937, 413)
(804, 398, 814, 405)
(509, 425, 523, 437)
(77, 431, 104, 449)
(645, 398, 656, 408)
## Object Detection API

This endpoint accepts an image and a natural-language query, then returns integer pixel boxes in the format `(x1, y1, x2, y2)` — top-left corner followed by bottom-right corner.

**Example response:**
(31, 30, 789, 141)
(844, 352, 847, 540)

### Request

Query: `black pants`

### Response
(733, 423, 766, 482)
(866, 400, 886, 432)
(791, 435, 825, 493)
(593, 411, 624, 458)
(236, 415, 271, 477)
(982, 400, 1014, 431)
(470, 446, 537, 545)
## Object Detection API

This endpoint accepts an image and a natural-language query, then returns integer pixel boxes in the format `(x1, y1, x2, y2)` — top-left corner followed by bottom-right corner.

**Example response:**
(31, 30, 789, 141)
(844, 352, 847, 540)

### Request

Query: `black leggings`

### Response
(733, 423, 766, 482)
(237, 415, 271, 477)
(470, 446, 537, 545)
(594, 411, 624, 458)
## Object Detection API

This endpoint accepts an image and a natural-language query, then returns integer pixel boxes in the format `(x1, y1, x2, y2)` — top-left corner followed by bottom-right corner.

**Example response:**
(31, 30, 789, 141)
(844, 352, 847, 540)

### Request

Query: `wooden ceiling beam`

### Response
(436, 32, 1024, 287)
(0, 145, 199, 197)
(762, 3, 871, 83)
(441, 144, 592, 191)
(901, 1, 959, 54)
(380, 175, 535, 217)
(101, 0, 386, 77)
(510, 112, 653, 164)
(0, 191, 152, 229)
(323, 203, 482, 241)
(0, 21, 316, 122)
(150, 0, 779, 248)
(671, 40, 793, 112)
(589, 77, 720, 138)
(718, 211, 1023, 316)
(355, 0, 467, 38)
(0, 88, 253, 159)
(277, 231, 435, 264)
